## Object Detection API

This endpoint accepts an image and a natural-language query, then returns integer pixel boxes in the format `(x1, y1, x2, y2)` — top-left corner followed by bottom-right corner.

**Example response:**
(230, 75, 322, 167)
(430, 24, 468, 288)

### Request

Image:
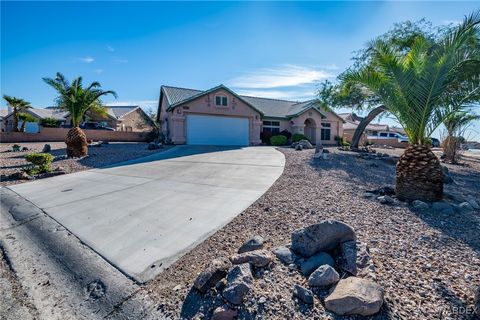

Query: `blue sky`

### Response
(1, 1, 479, 139)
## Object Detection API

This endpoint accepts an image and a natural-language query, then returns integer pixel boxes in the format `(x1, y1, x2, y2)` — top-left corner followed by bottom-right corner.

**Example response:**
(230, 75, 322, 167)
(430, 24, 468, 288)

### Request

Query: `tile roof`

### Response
(161, 86, 334, 119)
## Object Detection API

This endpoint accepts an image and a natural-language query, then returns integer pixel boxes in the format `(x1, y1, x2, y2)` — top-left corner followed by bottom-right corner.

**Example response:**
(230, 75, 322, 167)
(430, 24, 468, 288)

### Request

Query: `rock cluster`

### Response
(192, 221, 384, 317)
(291, 139, 314, 150)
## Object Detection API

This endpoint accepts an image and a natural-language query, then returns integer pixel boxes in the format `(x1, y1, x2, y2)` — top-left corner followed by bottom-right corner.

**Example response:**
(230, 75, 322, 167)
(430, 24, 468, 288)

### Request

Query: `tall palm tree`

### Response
(3, 95, 31, 132)
(43, 73, 116, 157)
(340, 12, 480, 201)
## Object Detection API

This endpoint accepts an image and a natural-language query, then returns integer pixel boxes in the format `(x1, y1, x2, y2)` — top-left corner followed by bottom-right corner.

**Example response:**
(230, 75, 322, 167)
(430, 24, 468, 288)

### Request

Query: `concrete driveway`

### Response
(7, 146, 284, 282)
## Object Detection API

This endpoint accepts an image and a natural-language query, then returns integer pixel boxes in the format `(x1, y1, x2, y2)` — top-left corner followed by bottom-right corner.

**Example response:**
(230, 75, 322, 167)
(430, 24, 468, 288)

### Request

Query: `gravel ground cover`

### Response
(0, 142, 171, 186)
(146, 147, 480, 320)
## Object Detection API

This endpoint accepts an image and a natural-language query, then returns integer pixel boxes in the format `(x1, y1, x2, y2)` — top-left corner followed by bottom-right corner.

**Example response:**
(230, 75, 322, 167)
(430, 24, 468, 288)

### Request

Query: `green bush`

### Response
(270, 135, 287, 146)
(41, 117, 61, 128)
(292, 133, 309, 142)
(24, 153, 54, 174)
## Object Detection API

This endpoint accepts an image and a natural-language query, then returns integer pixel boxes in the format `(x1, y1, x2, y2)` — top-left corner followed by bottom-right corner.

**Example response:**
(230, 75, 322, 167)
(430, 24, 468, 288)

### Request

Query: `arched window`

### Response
(215, 94, 228, 107)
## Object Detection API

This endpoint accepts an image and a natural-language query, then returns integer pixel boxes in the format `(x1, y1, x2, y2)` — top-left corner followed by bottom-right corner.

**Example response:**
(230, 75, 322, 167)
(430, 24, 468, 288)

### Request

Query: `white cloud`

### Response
(443, 19, 461, 25)
(112, 57, 128, 63)
(79, 56, 94, 63)
(106, 100, 157, 108)
(228, 64, 333, 89)
(94, 69, 104, 74)
(107, 46, 115, 52)
(321, 64, 339, 70)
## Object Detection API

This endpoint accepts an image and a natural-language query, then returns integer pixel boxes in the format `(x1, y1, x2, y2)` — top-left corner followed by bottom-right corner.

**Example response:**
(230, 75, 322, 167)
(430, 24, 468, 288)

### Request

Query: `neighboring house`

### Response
(0, 109, 8, 132)
(157, 85, 344, 146)
(2, 107, 68, 133)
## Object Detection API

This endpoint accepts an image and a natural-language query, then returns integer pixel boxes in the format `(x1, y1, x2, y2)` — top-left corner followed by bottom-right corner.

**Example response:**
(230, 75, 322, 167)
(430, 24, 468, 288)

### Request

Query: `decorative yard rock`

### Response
(273, 246, 296, 265)
(459, 202, 474, 211)
(222, 263, 253, 305)
(291, 220, 356, 257)
(325, 277, 384, 316)
(42, 144, 51, 152)
(363, 192, 376, 198)
(442, 166, 454, 184)
(11, 171, 33, 181)
(193, 257, 231, 293)
(300, 252, 335, 276)
(466, 197, 480, 210)
(432, 201, 454, 214)
(337, 241, 375, 277)
(292, 284, 314, 304)
(412, 200, 429, 210)
(238, 235, 264, 254)
(369, 186, 395, 196)
(298, 139, 313, 149)
(147, 142, 161, 150)
(211, 306, 238, 320)
(295, 144, 303, 151)
(308, 265, 339, 287)
(230, 249, 273, 267)
(377, 195, 394, 204)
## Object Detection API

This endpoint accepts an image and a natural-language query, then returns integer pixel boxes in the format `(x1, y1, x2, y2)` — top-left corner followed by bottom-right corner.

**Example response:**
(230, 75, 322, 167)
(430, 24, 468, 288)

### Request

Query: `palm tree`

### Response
(3, 95, 31, 132)
(43, 73, 116, 157)
(442, 110, 480, 163)
(340, 12, 480, 201)
(18, 112, 38, 132)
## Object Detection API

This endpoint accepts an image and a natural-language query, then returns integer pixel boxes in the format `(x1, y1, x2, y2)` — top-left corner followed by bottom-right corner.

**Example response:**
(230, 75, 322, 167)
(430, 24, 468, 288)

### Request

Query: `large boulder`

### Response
(273, 246, 297, 265)
(230, 249, 273, 267)
(432, 201, 454, 214)
(292, 284, 314, 304)
(291, 220, 356, 257)
(298, 139, 314, 149)
(325, 277, 384, 316)
(299, 252, 335, 276)
(211, 306, 238, 320)
(193, 257, 231, 293)
(336, 241, 375, 277)
(238, 235, 264, 254)
(412, 200, 429, 211)
(222, 263, 253, 305)
(42, 144, 51, 153)
(308, 265, 339, 287)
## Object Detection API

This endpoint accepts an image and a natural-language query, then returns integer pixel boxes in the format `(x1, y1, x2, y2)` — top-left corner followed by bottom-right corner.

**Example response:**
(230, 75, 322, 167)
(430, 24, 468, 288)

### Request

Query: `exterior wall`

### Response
(366, 138, 408, 148)
(0, 118, 5, 132)
(343, 129, 368, 145)
(166, 89, 262, 145)
(117, 109, 154, 132)
(289, 109, 343, 145)
(0, 127, 147, 143)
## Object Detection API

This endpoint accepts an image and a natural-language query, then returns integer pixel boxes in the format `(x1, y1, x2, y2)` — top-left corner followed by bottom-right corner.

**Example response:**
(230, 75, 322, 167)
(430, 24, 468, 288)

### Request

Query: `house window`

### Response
(263, 120, 280, 134)
(215, 95, 228, 107)
(321, 122, 331, 140)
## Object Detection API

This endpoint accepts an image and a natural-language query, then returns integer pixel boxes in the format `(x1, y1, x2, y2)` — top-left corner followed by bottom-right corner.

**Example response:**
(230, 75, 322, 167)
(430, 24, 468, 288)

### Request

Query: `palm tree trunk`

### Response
(20, 120, 27, 132)
(65, 127, 88, 157)
(396, 144, 443, 201)
(12, 108, 19, 132)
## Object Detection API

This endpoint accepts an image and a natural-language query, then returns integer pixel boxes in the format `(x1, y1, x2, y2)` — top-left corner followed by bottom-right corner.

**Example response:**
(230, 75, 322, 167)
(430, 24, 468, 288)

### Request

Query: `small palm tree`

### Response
(3, 95, 31, 132)
(442, 110, 480, 163)
(18, 112, 38, 132)
(340, 12, 480, 201)
(43, 73, 116, 157)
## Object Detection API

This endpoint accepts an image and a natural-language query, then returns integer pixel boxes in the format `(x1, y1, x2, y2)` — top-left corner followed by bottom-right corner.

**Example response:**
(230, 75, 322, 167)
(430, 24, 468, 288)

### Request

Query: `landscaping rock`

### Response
(222, 263, 253, 305)
(298, 139, 313, 149)
(147, 142, 161, 150)
(193, 257, 231, 293)
(211, 306, 238, 320)
(291, 220, 356, 257)
(238, 235, 264, 254)
(292, 284, 314, 304)
(369, 186, 395, 196)
(308, 265, 339, 287)
(11, 171, 33, 181)
(336, 241, 375, 277)
(21, 147, 29, 151)
(466, 196, 480, 210)
(231, 249, 272, 267)
(300, 252, 335, 276)
(377, 195, 394, 204)
(273, 246, 296, 265)
(363, 192, 376, 198)
(459, 202, 474, 211)
(325, 277, 384, 316)
(432, 201, 454, 214)
(295, 144, 303, 151)
(412, 200, 429, 210)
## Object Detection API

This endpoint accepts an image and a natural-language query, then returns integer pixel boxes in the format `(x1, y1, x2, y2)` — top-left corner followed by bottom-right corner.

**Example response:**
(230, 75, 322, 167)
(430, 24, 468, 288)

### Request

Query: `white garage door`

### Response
(186, 115, 249, 146)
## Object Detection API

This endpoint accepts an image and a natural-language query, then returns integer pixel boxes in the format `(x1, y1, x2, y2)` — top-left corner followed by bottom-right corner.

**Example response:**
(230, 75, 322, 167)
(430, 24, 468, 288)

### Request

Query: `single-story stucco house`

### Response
(157, 85, 344, 146)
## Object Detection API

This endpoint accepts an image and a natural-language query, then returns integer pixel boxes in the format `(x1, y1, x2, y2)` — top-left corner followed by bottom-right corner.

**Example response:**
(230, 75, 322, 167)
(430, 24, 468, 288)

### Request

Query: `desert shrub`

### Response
(292, 133, 309, 142)
(279, 129, 292, 140)
(270, 135, 287, 146)
(335, 135, 350, 146)
(145, 128, 165, 143)
(41, 117, 62, 128)
(24, 153, 54, 174)
(12, 144, 21, 152)
(260, 131, 274, 144)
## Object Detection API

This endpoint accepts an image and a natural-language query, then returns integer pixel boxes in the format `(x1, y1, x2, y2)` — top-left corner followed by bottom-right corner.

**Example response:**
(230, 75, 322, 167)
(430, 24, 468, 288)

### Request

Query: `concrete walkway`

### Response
(7, 146, 284, 282)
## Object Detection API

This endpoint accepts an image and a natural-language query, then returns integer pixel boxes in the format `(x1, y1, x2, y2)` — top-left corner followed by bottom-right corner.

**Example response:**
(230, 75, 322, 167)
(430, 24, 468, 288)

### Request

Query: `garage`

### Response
(186, 114, 249, 146)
